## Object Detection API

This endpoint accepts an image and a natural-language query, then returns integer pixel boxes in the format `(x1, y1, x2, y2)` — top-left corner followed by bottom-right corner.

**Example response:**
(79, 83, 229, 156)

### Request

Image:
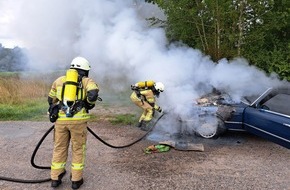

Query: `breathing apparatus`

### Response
(61, 68, 82, 117)
(59, 56, 92, 117)
(134, 80, 155, 89)
(131, 80, 165, 98)
(132, 81, 165, 92)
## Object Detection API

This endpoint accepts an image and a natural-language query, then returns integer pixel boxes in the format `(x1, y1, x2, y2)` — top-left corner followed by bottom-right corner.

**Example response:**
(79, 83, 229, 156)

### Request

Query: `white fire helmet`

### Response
(70, 57, 91, 71)
(154, 82, 165, 92)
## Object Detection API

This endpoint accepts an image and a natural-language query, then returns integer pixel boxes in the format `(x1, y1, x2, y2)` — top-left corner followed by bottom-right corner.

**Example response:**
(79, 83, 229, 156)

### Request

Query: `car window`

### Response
(263, 94, 290, 116)
(243, 95, 259, 105)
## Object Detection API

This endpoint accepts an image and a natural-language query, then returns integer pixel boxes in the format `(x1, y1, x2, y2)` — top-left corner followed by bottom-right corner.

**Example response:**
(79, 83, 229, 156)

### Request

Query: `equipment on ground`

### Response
(159, 140, 204, 151)
(144, 144, 171, 154)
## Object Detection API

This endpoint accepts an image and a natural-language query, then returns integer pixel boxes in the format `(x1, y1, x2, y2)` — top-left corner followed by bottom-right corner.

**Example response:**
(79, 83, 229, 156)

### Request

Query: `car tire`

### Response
(195, 118, 226, 139)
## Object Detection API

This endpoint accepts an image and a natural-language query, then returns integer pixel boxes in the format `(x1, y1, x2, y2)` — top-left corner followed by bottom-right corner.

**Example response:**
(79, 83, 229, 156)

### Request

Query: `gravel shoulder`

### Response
(0, 119, 290, 190)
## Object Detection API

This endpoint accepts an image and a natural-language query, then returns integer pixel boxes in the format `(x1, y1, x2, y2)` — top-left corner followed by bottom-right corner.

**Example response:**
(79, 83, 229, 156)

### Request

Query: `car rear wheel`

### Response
(195, 118, 226, 139)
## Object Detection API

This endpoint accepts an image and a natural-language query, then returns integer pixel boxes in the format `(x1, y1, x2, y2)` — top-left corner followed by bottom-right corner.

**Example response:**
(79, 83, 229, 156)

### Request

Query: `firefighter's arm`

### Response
(84, 80, 100, 110)
(87, 89, 99, 102)
(47, 81, 58, 112)
(83, 90, 97, 110)
(48, 96, 54, 106)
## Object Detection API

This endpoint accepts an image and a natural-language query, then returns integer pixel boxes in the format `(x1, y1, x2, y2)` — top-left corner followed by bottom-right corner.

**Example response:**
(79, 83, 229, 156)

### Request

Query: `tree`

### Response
(242, 0, 290, 80)
(146, 0, 290, 80)
(0, 44, 28, 72)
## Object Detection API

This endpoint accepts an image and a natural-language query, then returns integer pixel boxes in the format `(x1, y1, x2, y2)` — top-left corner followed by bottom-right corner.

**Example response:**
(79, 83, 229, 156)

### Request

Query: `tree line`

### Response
(1, 1, 289, 80)
(146, 0, 290, 81)
(0, 44, 28, 72)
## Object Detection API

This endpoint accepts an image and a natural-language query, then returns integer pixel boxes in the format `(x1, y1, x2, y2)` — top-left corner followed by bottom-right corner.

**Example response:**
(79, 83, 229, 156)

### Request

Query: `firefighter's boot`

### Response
(140, 121, 150, 131)
(136, 120, 144, 128)
(72, 178, 84, 189)
(51, 170, 66, 188)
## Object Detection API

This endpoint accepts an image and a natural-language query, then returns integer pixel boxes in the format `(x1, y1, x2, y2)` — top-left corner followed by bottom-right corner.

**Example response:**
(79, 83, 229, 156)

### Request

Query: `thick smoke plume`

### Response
(1, 0, 286, 131)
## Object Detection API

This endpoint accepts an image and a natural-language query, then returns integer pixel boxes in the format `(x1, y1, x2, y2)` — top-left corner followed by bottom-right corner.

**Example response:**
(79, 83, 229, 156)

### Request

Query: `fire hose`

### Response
(0, 113, 165, 183)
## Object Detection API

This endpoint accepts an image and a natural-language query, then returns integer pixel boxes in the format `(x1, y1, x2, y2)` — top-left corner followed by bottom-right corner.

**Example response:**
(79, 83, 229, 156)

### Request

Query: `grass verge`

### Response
(109, 114, 138, 125)
(0, 99, 137, 123)
(0, 98, 48, 121)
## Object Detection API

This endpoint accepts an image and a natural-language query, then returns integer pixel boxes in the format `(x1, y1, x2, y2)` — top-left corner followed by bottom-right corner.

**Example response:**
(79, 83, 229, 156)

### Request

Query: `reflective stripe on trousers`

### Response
(51, 162, 66, 170)
(71, 144, 86, 171)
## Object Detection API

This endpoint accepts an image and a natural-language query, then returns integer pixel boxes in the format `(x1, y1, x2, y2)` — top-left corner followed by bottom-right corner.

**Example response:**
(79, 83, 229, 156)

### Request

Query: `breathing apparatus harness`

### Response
(49, 69, 97, 123)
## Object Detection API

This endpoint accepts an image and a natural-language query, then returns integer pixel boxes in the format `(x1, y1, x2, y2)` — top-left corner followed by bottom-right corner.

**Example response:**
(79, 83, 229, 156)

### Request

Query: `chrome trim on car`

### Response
(283, 123, 290, 128)
(245, 123, 290, 143)
(224, 121, 243, 125)
(250, 88, 273, 107)
(241, 100, 250, 105)
(227, 128, 246, 131)
(260, 109, 290, 118)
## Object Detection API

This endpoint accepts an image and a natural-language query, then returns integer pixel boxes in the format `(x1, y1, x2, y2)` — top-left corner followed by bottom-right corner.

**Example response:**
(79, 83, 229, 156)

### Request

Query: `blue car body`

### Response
(221, 87, 290, 149)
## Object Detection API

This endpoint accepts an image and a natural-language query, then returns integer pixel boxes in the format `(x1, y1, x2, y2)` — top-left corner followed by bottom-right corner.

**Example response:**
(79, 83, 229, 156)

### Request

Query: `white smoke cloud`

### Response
(1, 0, 287, 130)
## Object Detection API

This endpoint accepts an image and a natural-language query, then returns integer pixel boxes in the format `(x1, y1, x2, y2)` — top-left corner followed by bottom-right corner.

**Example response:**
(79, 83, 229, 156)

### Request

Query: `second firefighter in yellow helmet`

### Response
(130, 80, 164, 131)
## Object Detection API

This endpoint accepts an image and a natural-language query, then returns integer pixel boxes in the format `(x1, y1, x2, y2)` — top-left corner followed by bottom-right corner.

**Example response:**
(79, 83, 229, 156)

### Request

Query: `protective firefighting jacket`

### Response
(130, 88, 160, 110)
(48, 75, 99, 122)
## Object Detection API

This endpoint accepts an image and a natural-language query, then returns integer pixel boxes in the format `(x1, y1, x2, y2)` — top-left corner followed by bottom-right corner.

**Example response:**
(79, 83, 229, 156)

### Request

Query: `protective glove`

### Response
(47, 97, 55, 114)
(156, 106, 163, 113)
(83, 100, 95, 111)
(48, 104, 53, 114)
(48, 104, 59, 123)
(86, 103, 95, 110)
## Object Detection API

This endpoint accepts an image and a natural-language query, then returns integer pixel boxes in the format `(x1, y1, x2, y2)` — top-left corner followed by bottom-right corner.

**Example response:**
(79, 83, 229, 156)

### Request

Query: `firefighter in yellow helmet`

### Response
(130, 80, 164, 131)
(47, 56, 100, 189)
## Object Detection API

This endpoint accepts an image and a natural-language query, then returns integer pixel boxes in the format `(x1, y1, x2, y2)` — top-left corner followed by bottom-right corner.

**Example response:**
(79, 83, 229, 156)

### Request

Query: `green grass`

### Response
(0, 98, 48, 121)
(0, 72, 19, 77)
(0, 98, 138, 123)
(109, 114, 138, 125)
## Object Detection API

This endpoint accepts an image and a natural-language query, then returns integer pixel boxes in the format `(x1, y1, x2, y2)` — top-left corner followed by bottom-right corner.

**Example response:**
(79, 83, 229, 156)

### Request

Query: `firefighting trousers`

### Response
(51, 122, 87, 181)
(131, 97, 154, 122)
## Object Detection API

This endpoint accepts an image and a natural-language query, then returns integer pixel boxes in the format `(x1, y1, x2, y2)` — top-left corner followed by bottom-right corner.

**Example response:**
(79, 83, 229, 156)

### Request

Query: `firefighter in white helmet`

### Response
(47, 56, 100, 189)
(130, 80, 164, 131)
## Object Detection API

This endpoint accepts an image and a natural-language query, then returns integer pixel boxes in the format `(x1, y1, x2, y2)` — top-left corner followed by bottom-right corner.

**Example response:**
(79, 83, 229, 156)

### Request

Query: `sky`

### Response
(0, 0, 287, 132)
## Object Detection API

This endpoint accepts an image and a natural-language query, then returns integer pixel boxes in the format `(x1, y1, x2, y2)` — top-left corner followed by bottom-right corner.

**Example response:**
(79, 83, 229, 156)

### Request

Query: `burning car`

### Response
(179, 87, 290, 149)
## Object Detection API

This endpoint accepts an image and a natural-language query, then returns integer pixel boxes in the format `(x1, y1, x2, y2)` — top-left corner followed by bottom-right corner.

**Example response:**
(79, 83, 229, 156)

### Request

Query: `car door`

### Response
(243, 88, 290, 149)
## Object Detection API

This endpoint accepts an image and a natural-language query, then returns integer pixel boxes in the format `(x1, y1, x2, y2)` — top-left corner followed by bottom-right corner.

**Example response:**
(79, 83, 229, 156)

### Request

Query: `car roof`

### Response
(251, 86, 290, 108)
